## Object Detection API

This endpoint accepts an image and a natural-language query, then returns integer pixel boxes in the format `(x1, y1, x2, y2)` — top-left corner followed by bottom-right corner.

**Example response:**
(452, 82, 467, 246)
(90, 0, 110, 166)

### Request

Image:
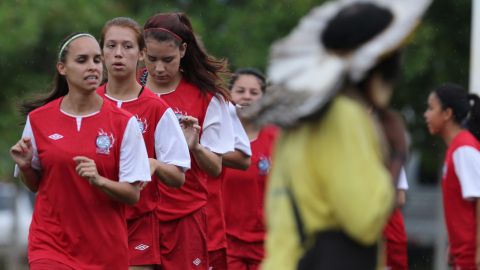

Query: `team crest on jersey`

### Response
(96, 129, 115, 155)
(135, 115, 148, 134)
(172, 107, 188, 122)
(258, 156, 271, 176)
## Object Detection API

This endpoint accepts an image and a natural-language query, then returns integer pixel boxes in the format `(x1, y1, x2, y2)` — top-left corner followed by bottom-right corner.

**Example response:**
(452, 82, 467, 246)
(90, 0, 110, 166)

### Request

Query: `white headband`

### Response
(58, 33, 95, 61)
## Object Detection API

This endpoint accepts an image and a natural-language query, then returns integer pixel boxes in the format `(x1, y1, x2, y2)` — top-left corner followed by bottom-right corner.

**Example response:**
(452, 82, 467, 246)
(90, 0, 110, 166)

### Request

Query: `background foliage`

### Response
(0, 0, 471, 184)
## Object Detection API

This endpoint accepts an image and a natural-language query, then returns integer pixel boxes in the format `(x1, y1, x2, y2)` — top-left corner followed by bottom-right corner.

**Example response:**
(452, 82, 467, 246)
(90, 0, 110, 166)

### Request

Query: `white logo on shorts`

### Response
(134, 244, 150, 251)
(48, 133, 64, 140)
(192, 258, 202, 266)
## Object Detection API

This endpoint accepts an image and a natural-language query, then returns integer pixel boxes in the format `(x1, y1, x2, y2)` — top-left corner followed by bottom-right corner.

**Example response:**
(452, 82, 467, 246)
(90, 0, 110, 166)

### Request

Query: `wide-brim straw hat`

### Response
(242, 0, 432, 128)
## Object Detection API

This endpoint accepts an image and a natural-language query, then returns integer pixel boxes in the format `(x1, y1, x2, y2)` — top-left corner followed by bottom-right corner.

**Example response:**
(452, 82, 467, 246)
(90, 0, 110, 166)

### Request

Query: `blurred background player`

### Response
(222, 68, 279, 270)
(424, 83, 480, 270)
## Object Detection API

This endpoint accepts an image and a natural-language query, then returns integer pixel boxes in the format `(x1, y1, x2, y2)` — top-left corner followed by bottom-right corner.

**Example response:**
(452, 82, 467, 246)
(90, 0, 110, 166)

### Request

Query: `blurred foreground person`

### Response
(424, 83, 480, 270)
(241, 0, 431, 269)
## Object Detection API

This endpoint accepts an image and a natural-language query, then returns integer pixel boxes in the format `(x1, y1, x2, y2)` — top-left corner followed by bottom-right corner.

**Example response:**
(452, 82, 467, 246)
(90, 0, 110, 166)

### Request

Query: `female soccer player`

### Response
(99, 17, 191, 270)
(139, 12, 235, 270)
(10, 32, 150, 270)
(424, 83, 480, 270)
(222, 68, 279, 270)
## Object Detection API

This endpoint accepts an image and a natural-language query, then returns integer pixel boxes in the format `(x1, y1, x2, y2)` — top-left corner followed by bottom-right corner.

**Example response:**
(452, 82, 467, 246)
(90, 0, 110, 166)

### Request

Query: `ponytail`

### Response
(20, 32, 93, 117)
(143, 13, 231, 101)
(467, 93, 480, 141)
(21, 74, 68, 117)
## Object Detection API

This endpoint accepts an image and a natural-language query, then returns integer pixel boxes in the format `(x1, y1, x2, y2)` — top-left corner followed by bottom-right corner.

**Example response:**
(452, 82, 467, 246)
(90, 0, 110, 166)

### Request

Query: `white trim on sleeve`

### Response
(397, 167, 409, 190)
(199, 96, 235, 154)
(229, 103, 252, 156)
(155, 108, 191, 172)
(14, 116, 41, 177)
(119, 117, 151, 183)
(453, 146, 480, 199)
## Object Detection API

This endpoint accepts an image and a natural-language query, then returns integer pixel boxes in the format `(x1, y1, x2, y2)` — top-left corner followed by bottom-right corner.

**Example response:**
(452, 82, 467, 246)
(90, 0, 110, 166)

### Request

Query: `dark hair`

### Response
(228, 68, 267, 93)
(143, 12, 230, 100)
(358, 51, 401, 91)
(434, 83, 480, 141)
(321, 3, 400, 100)
(21, 32, 94, 117)
(100, 17, 145, 51)
(322, 3, 394, 52)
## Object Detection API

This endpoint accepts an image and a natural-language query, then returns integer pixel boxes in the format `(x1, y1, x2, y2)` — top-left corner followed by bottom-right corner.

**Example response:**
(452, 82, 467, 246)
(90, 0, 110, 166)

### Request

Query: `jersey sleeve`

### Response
(14, 116, 41, 177)
(452, 146, 480, 199)
(155, 108, 191, 171)
(397, 167, 409, 190)
(119, 117, 151, 183)
(199, 96, 235, 154)
(229, 103, 252, 156)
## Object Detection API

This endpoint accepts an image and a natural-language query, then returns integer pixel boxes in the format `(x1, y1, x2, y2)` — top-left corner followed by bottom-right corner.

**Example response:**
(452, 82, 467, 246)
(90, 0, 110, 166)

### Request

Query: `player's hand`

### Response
(10, 137, 34, 170)
(73, 156, 103, 187)
(180, 116, 201, 150)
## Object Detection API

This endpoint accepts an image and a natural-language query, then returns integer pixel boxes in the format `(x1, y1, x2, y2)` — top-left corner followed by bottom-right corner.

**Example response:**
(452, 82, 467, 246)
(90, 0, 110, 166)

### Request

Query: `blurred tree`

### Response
(0, 0, 471, 187)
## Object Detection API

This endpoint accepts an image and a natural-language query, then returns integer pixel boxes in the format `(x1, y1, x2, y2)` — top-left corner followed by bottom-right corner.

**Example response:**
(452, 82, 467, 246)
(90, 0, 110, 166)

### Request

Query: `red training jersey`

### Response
(26, 98, 144, 269)
(98, 85, 168, 219)
(223, 126, 279, 243)
(443, 130, 480, 268)
(153, 78, 214, 221)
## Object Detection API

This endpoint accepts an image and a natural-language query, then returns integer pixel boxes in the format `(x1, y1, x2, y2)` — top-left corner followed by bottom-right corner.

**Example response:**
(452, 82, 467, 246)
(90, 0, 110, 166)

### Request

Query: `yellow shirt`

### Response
(261, 96, 394, 270)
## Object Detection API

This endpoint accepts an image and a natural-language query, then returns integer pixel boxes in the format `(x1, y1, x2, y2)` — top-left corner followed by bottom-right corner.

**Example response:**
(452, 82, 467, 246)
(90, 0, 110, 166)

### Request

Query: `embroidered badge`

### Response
(173, 107, 188, 122)
(258, 156, 271, 175)
(96, 129, 115, 155)
(136, 115, 148, 134)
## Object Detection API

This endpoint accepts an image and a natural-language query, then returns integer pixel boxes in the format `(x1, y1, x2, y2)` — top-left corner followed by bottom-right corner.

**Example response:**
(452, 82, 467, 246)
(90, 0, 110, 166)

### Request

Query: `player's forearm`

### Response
(19, 166, 41, 193)
(222, 150, 251, 170)
(95, 176, 140, 205)
(153, 160, 185, 188)
(191, 144, 222, 177)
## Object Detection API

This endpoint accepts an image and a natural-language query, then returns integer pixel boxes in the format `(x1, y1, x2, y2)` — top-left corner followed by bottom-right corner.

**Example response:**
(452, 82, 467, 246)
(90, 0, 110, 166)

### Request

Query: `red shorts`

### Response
(226, 236, 264, 270)
(208, 248, 227, 270)
(452, 266, 477, 270)
(159, 207, 208, 270)
(30, 259, 74, 270)
(127, 211, 161, 266)
(385, 241, 408, 270)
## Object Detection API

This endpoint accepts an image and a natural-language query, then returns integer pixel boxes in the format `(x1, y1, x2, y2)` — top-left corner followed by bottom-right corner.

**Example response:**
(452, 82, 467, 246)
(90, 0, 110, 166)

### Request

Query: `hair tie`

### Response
(144, 27, 182, 42)
(58, 33, 95, 61)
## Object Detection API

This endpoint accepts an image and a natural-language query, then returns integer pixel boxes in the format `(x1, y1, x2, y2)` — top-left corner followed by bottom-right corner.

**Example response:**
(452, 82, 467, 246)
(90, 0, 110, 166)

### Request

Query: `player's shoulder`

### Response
(29, 97, 62, 118)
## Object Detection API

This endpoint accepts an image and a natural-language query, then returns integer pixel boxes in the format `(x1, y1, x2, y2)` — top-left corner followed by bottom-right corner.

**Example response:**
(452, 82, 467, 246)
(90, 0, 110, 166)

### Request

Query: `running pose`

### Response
(139, 12, 235, 270)
(222, 68, 279, 270)
(10, 32, 150, 270)
(99, 17, 191, 270)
